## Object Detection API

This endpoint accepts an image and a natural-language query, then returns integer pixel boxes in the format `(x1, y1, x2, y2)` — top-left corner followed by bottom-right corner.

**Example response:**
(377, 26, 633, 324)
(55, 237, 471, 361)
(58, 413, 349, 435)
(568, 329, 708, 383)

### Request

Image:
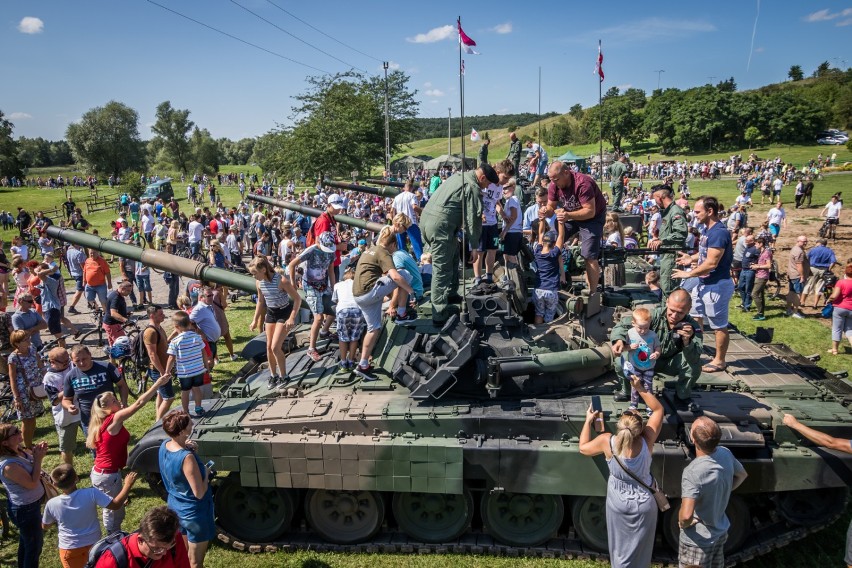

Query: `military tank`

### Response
(79, 224, 850, 561)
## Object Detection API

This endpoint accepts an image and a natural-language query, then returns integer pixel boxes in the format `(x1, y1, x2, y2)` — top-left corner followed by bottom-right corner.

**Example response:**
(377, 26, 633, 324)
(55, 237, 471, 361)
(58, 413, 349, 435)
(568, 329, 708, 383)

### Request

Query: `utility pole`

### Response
(383, 62, 390, 174)
(448, 107, 452, 156)
(654, 69, 665, 91)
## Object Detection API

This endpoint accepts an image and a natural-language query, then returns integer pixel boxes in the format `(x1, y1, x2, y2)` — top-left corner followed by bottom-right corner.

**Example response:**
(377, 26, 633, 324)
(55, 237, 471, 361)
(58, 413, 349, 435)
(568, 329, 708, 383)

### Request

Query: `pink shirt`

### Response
(835, 278, 852, 311)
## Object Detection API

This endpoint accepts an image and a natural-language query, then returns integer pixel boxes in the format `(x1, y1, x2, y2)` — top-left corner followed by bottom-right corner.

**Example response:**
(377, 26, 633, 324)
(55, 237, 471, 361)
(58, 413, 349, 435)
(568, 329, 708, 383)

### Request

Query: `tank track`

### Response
(214, 511, 843, 565)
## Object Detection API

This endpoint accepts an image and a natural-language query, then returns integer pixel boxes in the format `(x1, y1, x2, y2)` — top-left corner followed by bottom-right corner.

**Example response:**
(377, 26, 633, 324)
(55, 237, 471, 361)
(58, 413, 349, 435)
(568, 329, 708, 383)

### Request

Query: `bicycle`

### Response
(114, 319, 149, 398)
(818, 218, 839, 242)
(75, 303, 109, 360)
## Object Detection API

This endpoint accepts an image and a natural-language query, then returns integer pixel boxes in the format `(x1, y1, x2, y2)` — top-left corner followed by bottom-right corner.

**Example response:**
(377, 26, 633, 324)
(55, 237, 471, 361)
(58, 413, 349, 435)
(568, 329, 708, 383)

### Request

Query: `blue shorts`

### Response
(73, 274, 84, 292)
(135, 275, 152, 292)
(150, 368, 174, 400)
(45, 307, 61, 334)
(85, 283, 108, 306)
(789, 278, 804, 294)
(769, 223, 780, 237)
(690, 278, 735, 330)
(303, 285, 328, 315)
(478, 225, 499, 252)
(536, 159, 548, 176)
(178, 373, 205, 391)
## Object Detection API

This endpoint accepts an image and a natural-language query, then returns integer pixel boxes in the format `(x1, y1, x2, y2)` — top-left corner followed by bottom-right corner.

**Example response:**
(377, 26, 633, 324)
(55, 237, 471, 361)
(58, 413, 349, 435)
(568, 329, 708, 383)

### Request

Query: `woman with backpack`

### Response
(86, 374, 170, 534)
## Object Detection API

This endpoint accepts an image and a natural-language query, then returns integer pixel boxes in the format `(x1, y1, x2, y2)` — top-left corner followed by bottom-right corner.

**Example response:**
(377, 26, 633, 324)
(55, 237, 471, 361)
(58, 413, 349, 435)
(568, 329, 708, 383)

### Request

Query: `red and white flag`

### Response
(470, 128, 480, 142)
(458, 19, 479, 55)
(595, 43, 604, 82)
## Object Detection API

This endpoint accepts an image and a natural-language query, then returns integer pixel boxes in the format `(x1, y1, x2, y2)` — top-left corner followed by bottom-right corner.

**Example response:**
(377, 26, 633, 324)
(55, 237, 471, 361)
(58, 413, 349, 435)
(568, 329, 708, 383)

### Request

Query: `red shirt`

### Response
(95, 531, 190, 568)
(93, 414, 130, 472)
(208, 218, 219, 235)
(309, 212, 341, 267)
(547, 171, 607, 220)
(836, 278, 852, 311)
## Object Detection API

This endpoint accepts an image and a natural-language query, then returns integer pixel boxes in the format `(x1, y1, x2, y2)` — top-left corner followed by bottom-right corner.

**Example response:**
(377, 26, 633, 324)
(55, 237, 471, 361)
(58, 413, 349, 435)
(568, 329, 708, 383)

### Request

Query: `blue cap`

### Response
(358, 239, 367, 246)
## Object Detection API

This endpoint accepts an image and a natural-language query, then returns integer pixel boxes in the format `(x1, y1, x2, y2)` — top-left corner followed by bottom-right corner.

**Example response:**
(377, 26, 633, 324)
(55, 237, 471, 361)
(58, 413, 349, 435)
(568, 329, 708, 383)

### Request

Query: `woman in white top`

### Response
(603, 212, 626, 287)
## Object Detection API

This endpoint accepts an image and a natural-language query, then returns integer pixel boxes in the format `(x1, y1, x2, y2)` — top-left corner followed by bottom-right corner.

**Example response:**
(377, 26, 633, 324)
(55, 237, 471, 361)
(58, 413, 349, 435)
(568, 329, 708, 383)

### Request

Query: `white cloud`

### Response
(616, 84, 633, 91)
(8, 112, 32, 120)
(491, 22, 512, 34)
(424, 81, 432, 88)
(804, 8, 852, 22)
(18, 17, 44, 34)
(387, 61, 400, 70)
(837, 17, 852, 26)
(425, 89, 445, 97)
(578, 18, 715, 44)
(407, 25, 454, 43)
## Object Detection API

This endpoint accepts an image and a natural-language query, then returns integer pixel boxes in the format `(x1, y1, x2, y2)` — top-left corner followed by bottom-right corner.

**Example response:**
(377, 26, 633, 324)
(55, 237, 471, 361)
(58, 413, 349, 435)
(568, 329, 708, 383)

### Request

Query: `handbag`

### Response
(19, 354, 47, 400)
(40, 469, 61, 502)
(821, 301, 834, 319)
(610, 439, 671, 512)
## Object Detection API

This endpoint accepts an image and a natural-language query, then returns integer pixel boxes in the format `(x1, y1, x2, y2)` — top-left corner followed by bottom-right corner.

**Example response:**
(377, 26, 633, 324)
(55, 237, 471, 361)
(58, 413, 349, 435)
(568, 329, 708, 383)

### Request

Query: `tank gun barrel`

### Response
(600, 246, 686, 265)
(45, 226, 257, 293)
(246, 194, 386, 233)
(366, 178, 406, 188)
(492, 345, 613, 381)
(322, 179, 400, 199)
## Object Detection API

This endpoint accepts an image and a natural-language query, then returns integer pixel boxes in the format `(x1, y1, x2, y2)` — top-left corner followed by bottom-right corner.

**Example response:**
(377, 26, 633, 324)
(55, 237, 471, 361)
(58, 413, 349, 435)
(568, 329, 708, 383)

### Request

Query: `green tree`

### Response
(814, 61, 832, 78)
(744, 126, 761, 149)
(65, 101, 144, 178)
(0, 111, 23, 179)
(17, 137, 50, 168)
(643, 88, 682, 153)
(788, 65, 804, 81)
(151, 101, 194, 174)
(582, 89, 646, 153)
(362, 70, 419, 156)
(48, 140, 73, 166)
(190, 127, 220, 174)
(568, 104, 584, 120)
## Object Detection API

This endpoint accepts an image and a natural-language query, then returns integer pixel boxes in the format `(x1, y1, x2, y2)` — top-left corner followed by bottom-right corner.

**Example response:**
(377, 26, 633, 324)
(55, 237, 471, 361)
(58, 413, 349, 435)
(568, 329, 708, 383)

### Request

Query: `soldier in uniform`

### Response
(648, 184, 688, 298)
(420, 164, 501, 325)
(611, 289, 704, 410)
(607, 153, 628, 212)
(478, 138, 490, 166)
(506, 132, 521, 182)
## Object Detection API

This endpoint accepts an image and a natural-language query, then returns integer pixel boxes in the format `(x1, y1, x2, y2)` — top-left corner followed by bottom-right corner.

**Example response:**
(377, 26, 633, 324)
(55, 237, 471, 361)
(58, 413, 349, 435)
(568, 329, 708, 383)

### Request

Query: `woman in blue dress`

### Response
(159, 409, 214, 568)
(579, 375, 665, 568)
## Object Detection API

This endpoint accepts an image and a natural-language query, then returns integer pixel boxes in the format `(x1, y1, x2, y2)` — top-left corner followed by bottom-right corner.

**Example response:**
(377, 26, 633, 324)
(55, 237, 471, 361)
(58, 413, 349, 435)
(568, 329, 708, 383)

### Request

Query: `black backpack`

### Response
(128, 324, 158, 365)
(84, 530, 129, 568)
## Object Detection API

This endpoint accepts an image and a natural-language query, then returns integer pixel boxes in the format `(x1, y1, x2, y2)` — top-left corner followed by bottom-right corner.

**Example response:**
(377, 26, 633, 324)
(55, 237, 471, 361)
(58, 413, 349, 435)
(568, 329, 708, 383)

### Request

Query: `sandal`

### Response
(307, 349, 322, 362)
(702, 363, 727, 373)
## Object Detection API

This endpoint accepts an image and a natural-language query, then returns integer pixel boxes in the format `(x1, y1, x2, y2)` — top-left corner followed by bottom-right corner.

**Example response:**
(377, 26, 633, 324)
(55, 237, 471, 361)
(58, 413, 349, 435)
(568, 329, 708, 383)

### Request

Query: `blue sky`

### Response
(3, 0, 850, 141)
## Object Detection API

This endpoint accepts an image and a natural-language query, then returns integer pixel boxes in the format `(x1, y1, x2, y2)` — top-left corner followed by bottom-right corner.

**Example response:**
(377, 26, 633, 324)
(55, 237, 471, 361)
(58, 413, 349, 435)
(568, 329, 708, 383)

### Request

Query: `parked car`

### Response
(818, 136, 848, 145)
(140, 178, 174, 201)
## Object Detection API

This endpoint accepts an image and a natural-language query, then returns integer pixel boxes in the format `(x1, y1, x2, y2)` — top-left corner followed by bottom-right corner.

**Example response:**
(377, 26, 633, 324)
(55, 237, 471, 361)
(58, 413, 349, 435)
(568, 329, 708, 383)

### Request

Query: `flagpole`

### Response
(598, 39, 603, 186)
(458, 16, 467, 313)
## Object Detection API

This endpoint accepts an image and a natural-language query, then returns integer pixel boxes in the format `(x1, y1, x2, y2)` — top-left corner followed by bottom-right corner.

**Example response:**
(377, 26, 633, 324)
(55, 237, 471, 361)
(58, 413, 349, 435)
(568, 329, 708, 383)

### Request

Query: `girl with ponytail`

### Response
(579, 375, 664, 568)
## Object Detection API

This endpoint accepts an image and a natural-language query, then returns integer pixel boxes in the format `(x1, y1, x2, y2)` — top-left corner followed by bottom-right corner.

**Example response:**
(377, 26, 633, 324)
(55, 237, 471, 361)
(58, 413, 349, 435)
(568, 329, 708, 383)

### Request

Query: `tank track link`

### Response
(214, 512, 842, 565)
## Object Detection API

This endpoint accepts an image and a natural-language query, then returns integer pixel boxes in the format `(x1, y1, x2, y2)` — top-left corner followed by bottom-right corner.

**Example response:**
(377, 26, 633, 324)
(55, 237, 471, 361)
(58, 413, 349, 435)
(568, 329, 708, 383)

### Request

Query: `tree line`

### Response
(407, 112, 558, 142)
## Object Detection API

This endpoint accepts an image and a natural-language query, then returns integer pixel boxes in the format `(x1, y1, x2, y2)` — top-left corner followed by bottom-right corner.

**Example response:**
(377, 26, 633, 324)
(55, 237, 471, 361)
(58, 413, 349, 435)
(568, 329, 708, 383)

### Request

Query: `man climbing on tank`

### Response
(420, 163, 501, 326)
(610, 289, 704, 411)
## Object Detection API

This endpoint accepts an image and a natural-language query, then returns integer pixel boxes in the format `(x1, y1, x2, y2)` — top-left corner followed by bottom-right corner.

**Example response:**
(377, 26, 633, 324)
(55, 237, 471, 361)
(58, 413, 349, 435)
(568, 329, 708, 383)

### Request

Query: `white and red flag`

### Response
(470, 128, 480, 142)
(595, 42, 604, 82)
(458, 18, 479, 55)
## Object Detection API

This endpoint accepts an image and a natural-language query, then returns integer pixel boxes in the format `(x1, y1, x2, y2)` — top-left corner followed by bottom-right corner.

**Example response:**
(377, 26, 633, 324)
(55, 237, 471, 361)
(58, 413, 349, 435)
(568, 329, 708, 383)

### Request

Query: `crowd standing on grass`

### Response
(0, 147, 847, 567)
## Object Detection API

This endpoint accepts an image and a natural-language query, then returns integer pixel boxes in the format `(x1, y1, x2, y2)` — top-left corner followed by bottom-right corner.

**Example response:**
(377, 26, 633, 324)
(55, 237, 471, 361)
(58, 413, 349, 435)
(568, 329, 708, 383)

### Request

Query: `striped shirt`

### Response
(167, 331, 206, 378)
(257, 272, 290, 309)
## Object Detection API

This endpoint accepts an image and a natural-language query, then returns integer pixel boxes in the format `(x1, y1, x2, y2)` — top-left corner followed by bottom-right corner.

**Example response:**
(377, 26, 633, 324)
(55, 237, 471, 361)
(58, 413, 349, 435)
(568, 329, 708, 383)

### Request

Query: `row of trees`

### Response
(410, 112, 557, 141)
(551, 68, 851, 154)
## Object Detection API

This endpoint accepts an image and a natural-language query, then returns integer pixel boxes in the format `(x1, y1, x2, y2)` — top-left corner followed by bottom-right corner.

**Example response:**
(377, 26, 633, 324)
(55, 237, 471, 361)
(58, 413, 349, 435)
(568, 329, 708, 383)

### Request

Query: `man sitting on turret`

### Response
(609, 289, 704, 411)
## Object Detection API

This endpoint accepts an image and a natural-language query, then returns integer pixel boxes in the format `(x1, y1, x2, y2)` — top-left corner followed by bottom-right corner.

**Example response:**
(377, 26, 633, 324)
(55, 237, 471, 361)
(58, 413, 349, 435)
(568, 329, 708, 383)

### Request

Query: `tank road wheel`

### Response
(570, 496, 608, 552)
(481, 492, 564, 547)
(662, 495, 752, 554)
(145, 472, 168, 501)
(305, 489, 385, 544)
(214, 474, 294, 542)
(392, 489, 474, 543)
(776, 487, 848, 527)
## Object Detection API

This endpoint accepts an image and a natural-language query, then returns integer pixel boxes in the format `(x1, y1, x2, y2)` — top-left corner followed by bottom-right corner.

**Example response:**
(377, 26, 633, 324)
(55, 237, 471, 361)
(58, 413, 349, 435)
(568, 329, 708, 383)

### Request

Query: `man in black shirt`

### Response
(63, 197, 76, 219)
(62, 345, 128, 434)
(16, 207, 31, 236)
(103, 279, 133, 357)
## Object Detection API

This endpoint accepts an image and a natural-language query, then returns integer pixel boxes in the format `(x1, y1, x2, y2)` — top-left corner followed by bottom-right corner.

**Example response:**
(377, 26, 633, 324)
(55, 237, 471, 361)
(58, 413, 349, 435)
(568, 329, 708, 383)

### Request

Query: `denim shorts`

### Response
(135, 275, 152, 292)
(690, 278, 735, 330)
(149, 368, 174, 400)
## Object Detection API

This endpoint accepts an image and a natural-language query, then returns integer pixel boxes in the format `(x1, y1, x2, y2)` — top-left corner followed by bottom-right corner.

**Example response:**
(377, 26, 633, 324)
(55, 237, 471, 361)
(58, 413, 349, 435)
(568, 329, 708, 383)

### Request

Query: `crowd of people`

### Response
(0, 140, 849, 567)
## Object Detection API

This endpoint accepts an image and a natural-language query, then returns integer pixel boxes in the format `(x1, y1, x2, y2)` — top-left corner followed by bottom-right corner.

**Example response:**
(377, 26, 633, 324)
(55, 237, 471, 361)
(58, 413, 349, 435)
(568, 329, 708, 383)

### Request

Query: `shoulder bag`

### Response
(610, 439, 671, 512)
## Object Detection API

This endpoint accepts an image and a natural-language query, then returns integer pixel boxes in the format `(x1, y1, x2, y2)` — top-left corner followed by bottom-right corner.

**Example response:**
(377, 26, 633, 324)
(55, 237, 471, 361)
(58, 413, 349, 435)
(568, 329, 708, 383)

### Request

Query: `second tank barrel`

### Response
(322, 179, 400, 198)
(366, 178, 406, 188)
(247, 194, 386, 233)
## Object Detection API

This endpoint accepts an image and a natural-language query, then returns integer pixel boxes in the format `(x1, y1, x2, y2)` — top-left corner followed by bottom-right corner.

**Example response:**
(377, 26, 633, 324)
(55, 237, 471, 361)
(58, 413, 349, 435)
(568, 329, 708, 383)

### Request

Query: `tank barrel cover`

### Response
(246, 194, 386, 233)
(322, 179, 400, 199)
(45, 226, 257, 293)
(366, 178, 406, 188)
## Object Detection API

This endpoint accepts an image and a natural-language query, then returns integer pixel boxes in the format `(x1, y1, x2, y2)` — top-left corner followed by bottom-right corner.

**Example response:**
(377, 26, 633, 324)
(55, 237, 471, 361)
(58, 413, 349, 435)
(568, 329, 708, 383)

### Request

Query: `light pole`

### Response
(654, 69, 665, 91)
(383, 62, 390, 174)
(448, 107, 452, 156)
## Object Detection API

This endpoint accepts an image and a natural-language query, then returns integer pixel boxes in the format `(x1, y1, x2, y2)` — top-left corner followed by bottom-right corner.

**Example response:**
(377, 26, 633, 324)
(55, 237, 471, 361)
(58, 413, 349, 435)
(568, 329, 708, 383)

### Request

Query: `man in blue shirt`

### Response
(65, 243, 87, 315)
(803, 237, 840, 308)
(673, 195, 734, 373)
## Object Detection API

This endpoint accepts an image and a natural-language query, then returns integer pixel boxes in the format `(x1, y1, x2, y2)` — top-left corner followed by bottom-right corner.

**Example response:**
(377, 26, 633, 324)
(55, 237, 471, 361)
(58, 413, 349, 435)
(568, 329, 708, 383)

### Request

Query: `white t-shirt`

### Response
(481, 184, 502, 226)
(648, 212, 662, 236)
(141, 214, 155, 234)
(43, 367, 80, 427)
(332, 279, 359, 311)
(767, 207, 786, 225)
(392, 192, 419, 225)
(188, 221, 204, 243)
(42, 488, 113, 550)
(773, 178, 783, 192)
(825, 201, 842, 219)
(504, 196, 523, 232)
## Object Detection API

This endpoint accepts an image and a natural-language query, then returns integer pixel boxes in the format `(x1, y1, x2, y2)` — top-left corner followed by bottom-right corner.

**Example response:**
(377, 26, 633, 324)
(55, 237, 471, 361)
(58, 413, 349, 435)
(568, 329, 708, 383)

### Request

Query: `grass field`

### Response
(1, 164, 850, 566)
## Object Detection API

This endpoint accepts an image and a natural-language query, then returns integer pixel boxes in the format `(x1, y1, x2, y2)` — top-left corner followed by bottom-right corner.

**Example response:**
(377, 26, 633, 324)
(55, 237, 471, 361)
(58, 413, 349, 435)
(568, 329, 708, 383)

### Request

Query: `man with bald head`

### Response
(678, 416, 748, 568)
(610, 289, 704, 408)
(544, 160, 607, 292)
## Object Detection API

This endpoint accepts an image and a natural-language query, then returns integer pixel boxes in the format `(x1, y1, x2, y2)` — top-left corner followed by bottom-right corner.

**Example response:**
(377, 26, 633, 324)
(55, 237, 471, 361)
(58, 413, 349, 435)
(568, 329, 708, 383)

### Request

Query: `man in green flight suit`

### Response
(421, 163, 501, 325)
(648, 183, 688, 299)
(607, 153, 628, 212)
(610, 289, 704, 410)
(506, 132, 522, 202)
(478, 138, 490, 166)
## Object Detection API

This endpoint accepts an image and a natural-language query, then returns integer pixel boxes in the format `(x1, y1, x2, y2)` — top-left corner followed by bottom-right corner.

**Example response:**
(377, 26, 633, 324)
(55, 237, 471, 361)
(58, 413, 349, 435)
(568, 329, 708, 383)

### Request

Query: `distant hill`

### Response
(406, 112, 558, 142)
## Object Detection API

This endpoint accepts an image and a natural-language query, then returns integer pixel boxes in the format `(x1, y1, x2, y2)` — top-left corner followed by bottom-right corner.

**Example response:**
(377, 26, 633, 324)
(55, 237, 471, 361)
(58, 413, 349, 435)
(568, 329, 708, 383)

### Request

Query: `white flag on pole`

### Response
(470, 128, 480, 142)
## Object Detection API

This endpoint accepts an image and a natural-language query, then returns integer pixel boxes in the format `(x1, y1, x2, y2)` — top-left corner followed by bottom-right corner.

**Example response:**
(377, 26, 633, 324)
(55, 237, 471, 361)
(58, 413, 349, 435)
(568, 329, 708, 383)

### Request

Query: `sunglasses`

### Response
(143, 538, 177, 555)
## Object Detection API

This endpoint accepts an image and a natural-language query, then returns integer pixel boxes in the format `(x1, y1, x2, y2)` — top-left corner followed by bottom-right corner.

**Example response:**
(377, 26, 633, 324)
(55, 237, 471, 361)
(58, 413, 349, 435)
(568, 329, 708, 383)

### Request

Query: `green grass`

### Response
(2, 168, 851, 567)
